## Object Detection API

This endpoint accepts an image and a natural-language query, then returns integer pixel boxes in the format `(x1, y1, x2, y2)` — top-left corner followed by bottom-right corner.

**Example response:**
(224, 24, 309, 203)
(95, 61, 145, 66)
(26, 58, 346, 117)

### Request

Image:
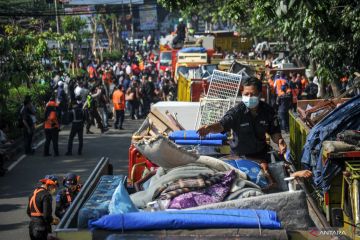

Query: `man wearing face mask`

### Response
(27, 175, 60, 240)
(55, 173, 81, 219)
(197, 77, 287, 175)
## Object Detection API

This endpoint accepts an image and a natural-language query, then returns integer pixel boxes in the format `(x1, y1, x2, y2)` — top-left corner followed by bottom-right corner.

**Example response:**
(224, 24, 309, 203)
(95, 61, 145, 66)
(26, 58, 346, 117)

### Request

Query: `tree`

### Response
(61, 16, 90, 73)
(0, 20, 73, 132)
(159, 0, 360, 96)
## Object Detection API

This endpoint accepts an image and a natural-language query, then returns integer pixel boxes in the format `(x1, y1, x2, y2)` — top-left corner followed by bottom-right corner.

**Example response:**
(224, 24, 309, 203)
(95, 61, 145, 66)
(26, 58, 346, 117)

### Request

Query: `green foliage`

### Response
(159, 0, 360, 95)
(102, 50, 123, 61)
(3, 82, 51, 138)
(0, 22, 61, 137)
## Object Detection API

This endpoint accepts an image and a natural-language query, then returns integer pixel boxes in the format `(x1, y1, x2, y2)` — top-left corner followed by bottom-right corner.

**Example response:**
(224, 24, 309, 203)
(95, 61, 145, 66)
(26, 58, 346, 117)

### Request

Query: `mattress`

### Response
(77, 175, 125, 229)
(90, 209, 281, 231)
(175, 139, 223, 146)
(169, 130, 227, 140)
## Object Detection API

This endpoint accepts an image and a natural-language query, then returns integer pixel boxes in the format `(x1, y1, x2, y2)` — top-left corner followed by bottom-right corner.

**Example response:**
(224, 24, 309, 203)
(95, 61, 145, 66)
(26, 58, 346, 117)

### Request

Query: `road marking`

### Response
(7, 138, 46, 172)
(34, 139, 46, 149)
(7, 155, 26, 172)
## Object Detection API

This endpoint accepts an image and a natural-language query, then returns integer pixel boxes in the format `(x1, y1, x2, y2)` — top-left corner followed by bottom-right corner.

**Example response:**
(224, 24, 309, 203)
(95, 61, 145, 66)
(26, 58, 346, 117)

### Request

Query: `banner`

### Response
(65, 5, 95, 13)
(139, 4, 158, 30)
(69, 0, 143, 5)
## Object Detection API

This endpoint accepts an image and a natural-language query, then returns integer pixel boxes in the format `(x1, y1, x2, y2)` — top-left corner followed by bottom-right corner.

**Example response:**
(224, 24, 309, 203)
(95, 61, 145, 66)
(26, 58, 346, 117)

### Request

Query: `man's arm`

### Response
(91, 88, 101, 98)
(197, 104, 240, 137)
(270, 132, 287, 155)
(197, 122, 224, 137)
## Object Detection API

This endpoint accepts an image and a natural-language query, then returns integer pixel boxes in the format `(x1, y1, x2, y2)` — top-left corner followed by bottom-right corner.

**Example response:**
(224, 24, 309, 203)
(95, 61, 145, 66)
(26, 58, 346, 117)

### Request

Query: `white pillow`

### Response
(134, 135, 199, 169)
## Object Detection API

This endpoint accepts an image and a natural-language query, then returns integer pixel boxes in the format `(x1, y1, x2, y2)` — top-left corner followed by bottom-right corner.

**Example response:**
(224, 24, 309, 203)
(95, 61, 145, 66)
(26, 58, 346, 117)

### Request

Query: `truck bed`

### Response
(55, 157, 333, 240)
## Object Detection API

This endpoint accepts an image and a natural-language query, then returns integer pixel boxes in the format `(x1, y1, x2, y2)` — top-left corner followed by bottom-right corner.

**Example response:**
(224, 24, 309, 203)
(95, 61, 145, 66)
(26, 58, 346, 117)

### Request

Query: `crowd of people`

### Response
(265, 71, 319, 133)
(19, 48, 178, 158)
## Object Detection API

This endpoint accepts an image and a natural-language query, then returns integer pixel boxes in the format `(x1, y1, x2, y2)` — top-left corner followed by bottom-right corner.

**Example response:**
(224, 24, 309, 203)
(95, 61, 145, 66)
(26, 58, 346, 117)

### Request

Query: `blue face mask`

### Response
(242, 95, 260, 109)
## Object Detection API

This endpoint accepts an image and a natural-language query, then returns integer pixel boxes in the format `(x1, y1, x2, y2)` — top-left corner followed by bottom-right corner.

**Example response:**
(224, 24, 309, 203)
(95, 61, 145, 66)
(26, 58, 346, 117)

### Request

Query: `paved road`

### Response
(0, 117, 142, 240)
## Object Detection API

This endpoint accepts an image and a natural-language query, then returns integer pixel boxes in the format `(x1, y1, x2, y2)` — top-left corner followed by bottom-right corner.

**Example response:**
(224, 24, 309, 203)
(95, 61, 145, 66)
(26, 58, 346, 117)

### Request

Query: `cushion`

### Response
(134, 135, 199, 169)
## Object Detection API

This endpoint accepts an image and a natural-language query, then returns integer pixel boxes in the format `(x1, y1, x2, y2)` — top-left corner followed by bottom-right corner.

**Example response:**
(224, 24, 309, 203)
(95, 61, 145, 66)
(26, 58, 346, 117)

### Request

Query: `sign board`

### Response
(65, 5, 95, 13)
(139, 4, 158, 30)
(69, 0, 143, 5)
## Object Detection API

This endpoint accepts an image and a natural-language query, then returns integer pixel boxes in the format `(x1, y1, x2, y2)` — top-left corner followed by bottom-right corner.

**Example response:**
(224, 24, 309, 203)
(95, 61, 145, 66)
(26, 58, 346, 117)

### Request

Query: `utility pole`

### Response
(129, 0, 134, 39)
(54, 0, 61, 55)
(54, 0, 60, 35)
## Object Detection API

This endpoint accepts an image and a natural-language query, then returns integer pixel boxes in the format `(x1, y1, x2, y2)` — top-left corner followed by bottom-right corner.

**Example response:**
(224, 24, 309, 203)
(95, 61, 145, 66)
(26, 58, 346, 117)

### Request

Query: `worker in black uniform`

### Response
(65, 97, 85, 156)
(27, 175, 60, 240)
(55, 173, 81, 219)
(197, 77, 287, 185)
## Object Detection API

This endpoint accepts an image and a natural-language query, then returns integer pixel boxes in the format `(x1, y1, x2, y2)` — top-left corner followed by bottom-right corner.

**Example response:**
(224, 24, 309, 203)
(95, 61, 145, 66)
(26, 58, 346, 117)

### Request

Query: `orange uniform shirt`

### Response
(112, 89, 125, 110)
(44, 101, 59, 129)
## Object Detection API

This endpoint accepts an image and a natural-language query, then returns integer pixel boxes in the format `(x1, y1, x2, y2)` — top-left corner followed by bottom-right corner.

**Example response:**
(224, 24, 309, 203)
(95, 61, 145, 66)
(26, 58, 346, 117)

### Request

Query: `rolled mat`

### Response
(169, 130, 227, 141)
(175, 139, 223, 146)
(89, 209, 281, 231)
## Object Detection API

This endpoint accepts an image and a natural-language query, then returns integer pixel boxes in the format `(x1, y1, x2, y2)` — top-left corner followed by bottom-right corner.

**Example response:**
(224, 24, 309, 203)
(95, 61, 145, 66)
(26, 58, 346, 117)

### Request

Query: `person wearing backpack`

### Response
(43, 95, 60, 157)
(65, 97, 85, 156)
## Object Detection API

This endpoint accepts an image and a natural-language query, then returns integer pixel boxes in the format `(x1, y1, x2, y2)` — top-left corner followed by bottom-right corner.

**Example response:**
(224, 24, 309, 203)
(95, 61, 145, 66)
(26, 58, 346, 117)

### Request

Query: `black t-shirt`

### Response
(144, 81, 155, 99)
(219, 101, 281, 156)
(162, 83, 170, 95)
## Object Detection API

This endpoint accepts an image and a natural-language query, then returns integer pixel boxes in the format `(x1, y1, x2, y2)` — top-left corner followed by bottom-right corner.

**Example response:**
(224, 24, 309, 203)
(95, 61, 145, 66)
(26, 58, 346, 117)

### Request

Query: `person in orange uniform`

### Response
(301, 76, 309, 93)
(27, 175, 60, 240)
(274, 75, 287, 97)
(112, 84, 126, 130)
(267, 74, 276, 108)
(44, 95, 60, 157)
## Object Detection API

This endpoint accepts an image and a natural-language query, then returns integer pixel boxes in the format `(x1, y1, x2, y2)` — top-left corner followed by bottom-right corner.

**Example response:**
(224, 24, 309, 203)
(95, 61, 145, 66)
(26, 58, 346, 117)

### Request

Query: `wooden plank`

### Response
(165, 111, 185, 130)
(151, 108, 180, 131)
(148, 113, 169, 133)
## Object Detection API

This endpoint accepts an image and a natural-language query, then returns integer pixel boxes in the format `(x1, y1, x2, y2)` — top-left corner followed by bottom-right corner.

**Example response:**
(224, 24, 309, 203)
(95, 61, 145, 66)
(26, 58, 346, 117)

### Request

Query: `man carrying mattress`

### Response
(197, 77, 287, 186)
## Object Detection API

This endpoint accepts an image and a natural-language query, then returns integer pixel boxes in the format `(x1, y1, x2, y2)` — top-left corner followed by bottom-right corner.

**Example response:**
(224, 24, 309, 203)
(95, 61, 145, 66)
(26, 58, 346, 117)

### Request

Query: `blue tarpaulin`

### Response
(301, 95, 360, 192)
(175, 139, 223, 146)
(89, 209, 281, 231)
(169, 130, 227, 141)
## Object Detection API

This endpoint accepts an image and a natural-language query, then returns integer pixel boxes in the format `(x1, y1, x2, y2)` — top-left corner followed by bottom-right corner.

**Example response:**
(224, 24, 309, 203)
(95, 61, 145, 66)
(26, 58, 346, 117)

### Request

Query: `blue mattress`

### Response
(175, 139, 223, 146)
(178, 47, 207, 53)
(77, 175, 125, 228)
(169, 130, 227, 140)
(89, 209, 281, 231)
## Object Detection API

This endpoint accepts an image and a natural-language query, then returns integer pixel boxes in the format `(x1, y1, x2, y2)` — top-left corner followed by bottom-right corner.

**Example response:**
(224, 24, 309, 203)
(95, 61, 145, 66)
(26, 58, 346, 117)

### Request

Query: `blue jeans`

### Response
(99, 107, 109, 128)
(278, 111, 289, 132)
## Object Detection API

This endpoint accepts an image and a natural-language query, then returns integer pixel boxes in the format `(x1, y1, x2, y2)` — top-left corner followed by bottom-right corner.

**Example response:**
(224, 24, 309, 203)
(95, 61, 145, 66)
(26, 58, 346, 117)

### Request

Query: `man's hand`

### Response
(52, 217, 60, 225)
(278, 139, 287, 155)
(291, 170, 313, 179)
(197, 125, 210, 137)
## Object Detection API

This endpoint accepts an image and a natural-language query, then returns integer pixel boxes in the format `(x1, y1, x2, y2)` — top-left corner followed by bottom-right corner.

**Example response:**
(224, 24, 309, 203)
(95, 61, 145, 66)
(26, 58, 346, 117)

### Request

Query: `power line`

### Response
(0, 4, 161, 17)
